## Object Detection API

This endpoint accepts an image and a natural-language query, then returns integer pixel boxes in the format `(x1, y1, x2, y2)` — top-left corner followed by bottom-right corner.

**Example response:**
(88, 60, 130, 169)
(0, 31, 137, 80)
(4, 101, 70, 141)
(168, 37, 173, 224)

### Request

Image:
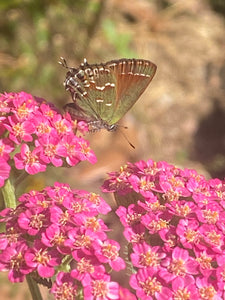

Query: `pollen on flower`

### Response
(199, 286, 216, 299)
(102, 244, 118, 260)
(44, 144, 57, 157)
(72, 202, 85, 213)
(130, 233, 145, 244)
(25, 150, 39, 165)
(139, 178, 155, 191)
(12, 123, 24, 137)
(71, 119, 78, 129)
(53, 233, 66, 247)
(168, 176, 185, 188)
(88, 193, 101, 205)
(139, 251, 160, 267)
(140, 277, 162, 296)
(145, 199, 165, 212)
(216, 190, 224, 199)
(202, 209, 219, 224)
(127, 212, 142, 226)
(166, 235, 177, 248)
(35, 249, 50, 265)
(119, 165, 131, 177)
(196, 253, 212, 270)
(119, 165, 127, 173)
(58, 211, 70, 225)
(45, 110, 55, 119)
(92, 279, 108, 298)
(74, 235, 91, 248)
(6, 228, 20, 244)
(175, 203, 191, 216)
(30, 214, 44, 230)
(174, 287, 191, 299)
(85, 217, 100, 231)
(184, 228, 199, 243)
(10, 252, 24, 270)
(163, 189, 180, 202)
(0, 146, 4, 156)
(169, 259, 186, 276)
(144, 162, 159, 176)
(148, 219, 169, 232)
(17, 103, 30, 119)
(37, 123, 51, 134)
(65, 143, 75, 154)
(206, 230, 221, 246)
(77, 258, 95, 274)
(54, 282, 78, 300)
(0, 100, 9, 112)
(80, 142, 91, 155)
(55, 120, 69, 134)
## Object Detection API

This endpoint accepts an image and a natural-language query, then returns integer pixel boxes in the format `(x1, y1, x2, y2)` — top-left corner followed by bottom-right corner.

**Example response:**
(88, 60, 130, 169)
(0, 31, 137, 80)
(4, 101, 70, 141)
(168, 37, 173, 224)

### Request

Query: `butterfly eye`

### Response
(75, 70, 85, 80)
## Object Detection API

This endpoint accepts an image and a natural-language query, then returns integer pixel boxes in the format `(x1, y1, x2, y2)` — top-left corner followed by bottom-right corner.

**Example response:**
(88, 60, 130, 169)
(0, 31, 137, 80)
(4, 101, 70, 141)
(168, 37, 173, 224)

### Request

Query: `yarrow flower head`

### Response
(102, 159, 225, 299)
(0, 182, 127, 299)
(0, 92, 97, 186)
(1, 92, 225, 300)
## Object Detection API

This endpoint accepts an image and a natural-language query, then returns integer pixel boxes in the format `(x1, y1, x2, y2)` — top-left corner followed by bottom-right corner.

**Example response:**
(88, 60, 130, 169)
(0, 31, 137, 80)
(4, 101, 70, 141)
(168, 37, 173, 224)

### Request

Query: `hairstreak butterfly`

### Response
(60, 58, 157, 132)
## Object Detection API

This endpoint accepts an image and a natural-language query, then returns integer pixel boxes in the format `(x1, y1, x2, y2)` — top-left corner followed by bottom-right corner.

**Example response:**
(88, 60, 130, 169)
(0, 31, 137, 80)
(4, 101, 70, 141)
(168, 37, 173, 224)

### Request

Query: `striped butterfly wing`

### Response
(63, 59, 117, 125)
(105, 58, 157, 124)
(62, 58, 157, 130)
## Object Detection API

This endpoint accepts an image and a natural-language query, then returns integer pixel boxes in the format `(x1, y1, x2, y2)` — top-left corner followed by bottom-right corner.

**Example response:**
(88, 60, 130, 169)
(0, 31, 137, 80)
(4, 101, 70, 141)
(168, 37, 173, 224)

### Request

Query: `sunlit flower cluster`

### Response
(102, 159, 225, 299)
(0, 182, 126, 299)
(0, 92, 96, 186)
(1, 90, 225, 299)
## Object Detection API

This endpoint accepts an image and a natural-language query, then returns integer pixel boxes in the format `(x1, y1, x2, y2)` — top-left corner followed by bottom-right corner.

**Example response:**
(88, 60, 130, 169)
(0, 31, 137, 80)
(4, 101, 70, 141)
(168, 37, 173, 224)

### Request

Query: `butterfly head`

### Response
(88, 120, 118, 132)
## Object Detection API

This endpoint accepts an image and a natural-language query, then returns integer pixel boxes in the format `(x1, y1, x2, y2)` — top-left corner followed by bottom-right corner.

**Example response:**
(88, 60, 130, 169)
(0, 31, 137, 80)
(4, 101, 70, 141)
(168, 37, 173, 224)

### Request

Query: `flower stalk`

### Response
(1, 178, 16, 208)
(26, 275, 43, 300)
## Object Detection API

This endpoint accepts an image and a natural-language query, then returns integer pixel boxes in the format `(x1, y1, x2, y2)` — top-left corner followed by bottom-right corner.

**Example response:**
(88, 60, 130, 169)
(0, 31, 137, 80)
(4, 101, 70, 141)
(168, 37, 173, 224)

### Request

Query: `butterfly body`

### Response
(61, 58, 157, 131)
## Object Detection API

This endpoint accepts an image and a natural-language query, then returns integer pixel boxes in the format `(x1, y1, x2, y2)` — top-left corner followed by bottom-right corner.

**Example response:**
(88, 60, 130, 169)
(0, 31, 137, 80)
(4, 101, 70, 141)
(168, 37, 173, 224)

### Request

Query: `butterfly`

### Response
(60, 58, 157, 132)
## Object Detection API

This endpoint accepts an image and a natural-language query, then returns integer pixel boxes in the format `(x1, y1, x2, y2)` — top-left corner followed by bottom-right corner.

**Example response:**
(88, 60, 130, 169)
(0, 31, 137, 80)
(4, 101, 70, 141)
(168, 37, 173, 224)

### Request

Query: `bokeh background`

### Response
(0, 0, 225, 298)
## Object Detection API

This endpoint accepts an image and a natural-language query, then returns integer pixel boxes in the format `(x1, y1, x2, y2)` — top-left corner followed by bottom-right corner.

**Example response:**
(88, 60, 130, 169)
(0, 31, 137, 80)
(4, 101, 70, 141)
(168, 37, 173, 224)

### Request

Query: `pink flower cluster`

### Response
(0, 92, 96, 186)
(102, 159, 225, 299)
(0, 182, 127, 299)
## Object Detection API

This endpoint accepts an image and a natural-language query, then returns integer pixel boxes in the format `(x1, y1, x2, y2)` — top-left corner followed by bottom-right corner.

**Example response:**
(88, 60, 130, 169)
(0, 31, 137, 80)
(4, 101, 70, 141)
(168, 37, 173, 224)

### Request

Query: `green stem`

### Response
(1, 178, 17, 209)
(26, 275, 43, 300)
(1, 180, 43, 299)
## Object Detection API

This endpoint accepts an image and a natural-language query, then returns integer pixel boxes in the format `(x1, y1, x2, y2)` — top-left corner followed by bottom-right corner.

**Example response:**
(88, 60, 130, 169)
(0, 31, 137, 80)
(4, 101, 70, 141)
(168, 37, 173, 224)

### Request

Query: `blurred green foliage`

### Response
(102, 19, 136, 57)
(0, 0, 135, 106)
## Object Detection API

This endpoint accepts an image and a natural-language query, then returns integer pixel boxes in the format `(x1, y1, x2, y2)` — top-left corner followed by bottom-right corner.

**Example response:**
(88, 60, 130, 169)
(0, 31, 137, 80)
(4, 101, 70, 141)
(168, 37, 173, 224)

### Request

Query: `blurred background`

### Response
(0, 0, 225, 298)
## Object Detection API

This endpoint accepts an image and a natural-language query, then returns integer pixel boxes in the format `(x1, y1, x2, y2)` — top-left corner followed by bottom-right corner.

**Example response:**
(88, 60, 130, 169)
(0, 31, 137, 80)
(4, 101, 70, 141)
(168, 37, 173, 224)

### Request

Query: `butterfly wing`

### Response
(63, 58, 156, 125)
(105, 58, 157, 124)
(63, 61, 117, 123)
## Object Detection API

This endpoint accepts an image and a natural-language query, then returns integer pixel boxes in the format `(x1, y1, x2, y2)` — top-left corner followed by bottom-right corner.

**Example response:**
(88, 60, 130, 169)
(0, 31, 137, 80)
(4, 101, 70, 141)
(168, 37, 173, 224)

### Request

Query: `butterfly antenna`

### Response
(81, 58, 88, 66)
(59, 57, 69, 69)
(118, 127, 135, 149)
(59, 57, 88, 69)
